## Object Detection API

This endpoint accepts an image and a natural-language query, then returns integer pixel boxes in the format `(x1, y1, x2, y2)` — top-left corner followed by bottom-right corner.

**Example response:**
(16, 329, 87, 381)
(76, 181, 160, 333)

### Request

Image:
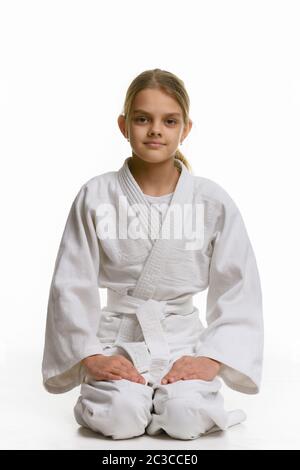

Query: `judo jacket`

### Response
(42, 157, 264, 395)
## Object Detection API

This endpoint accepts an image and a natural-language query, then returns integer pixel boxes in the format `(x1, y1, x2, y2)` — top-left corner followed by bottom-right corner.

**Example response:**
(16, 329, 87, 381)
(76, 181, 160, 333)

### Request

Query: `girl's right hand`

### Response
(81, 354, 146, 384)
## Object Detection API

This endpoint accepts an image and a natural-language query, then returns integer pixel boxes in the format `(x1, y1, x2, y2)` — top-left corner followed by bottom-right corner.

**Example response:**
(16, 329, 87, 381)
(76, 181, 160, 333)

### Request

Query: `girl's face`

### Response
(121, 88, 192, 164)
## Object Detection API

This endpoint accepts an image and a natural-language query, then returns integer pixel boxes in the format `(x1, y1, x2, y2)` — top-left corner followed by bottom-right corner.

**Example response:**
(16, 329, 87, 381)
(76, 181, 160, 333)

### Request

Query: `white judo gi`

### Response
(42, 156, 263, 440)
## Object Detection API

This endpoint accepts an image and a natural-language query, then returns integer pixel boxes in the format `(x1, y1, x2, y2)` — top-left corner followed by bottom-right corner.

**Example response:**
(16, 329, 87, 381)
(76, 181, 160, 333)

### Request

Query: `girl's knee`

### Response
(167, 398, 215, 438)
(148, 397, 215, 440)
(74, 382, 153, 439)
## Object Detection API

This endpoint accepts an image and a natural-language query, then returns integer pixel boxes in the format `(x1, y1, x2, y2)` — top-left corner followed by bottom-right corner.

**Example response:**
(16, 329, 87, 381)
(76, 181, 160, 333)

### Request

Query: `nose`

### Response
(148, 121, 163, 136)
(148, 128, 162, 137)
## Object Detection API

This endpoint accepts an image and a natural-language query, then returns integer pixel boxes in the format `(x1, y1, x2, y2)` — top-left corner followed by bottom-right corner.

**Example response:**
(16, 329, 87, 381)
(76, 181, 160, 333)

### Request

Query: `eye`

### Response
(134, 116, 177, 125)
(134, 116, 148, 123)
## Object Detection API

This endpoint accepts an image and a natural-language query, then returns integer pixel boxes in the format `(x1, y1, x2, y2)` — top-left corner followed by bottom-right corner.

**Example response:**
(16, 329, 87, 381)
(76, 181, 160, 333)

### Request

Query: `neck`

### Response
(128, 155, 181, 197)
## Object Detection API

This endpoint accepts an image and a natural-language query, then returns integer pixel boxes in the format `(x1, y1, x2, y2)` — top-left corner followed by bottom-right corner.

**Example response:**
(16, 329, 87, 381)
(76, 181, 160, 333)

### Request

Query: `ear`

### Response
(118, 114, 127, 139)
(182, 119, 193, 140)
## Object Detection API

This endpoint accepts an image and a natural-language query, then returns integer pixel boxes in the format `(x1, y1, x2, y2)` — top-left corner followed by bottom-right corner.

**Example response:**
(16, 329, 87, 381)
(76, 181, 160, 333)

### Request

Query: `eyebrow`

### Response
(133, 109, 182, 117)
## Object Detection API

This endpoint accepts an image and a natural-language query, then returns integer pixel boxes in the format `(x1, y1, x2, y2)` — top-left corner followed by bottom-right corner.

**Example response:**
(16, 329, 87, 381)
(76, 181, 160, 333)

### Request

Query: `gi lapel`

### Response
(118, 156, 195, 300)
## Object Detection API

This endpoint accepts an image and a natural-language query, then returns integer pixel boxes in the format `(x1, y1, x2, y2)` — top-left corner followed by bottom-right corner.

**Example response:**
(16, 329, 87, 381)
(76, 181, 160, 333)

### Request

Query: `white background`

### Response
(0, 0, 299, 450)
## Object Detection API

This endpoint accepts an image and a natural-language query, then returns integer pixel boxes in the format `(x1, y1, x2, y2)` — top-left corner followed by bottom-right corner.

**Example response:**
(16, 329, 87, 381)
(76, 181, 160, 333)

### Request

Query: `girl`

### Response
(42, 69, 263, 440)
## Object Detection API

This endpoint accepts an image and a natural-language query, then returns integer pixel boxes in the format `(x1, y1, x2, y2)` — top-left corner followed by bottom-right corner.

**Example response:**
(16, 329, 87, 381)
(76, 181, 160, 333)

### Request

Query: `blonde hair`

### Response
(121, 68, 192, 172)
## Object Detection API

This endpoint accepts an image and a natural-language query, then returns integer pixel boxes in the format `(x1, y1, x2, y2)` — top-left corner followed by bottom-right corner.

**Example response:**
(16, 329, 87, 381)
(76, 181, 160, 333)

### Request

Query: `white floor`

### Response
(1, 349, 300, 450)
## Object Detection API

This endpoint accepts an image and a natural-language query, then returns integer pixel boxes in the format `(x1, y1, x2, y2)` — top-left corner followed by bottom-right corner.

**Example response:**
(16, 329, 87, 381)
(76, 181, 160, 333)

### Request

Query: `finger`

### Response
(113, 364, 145, 382)
(161, 372, 173, 383)
(113, 370, 138, 381)
(161, 375, 176, 384)
(113, 365, 141, 377)
(135, 376, 146, 384)
(95, 372, 123, 381)
(119, 356, 137, 370)
(166, 373, 184, 383)
(161, 367, 174, 381)
(134, 372, 146, 383)
(113, 364, 136, 375)
(167, 376, 180, 383)
(128, 375, 145, 384)
(111, 369, 143, 383)
(118, 362, 142, 377)
(162, 377, 180, 384)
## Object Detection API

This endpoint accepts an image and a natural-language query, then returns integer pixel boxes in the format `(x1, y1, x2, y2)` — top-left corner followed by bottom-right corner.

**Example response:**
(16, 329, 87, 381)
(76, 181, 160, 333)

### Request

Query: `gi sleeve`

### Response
(42, 184, 104, 394)
(195, 195, 264, 395)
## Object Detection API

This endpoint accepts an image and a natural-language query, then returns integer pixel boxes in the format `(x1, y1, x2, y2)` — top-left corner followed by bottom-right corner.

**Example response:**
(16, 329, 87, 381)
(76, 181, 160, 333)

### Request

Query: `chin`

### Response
(133, 148, 172, 162)
(134, 154, 170, 164)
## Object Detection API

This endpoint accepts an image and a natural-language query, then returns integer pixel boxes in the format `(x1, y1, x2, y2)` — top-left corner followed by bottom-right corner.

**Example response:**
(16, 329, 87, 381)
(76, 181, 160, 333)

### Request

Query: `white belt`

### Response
(106, 289, 194, 380)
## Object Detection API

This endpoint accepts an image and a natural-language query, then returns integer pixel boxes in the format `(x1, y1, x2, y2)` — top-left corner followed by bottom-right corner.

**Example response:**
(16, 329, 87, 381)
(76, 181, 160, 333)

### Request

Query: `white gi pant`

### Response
(73, 372, 246, 440)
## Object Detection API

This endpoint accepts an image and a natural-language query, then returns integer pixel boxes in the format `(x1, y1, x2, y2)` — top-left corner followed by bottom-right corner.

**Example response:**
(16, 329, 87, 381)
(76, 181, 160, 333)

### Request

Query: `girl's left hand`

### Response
(161, 356, 221, 385)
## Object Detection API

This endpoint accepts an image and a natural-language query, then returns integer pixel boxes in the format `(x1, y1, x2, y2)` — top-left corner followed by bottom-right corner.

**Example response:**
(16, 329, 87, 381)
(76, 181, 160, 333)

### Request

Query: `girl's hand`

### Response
(81, 354, 146, 384)
(161, 356, 221, 384)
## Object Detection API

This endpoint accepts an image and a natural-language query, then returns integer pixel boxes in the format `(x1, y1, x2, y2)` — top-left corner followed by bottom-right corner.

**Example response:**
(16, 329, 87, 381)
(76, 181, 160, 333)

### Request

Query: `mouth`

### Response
(144, 142, 165, 148)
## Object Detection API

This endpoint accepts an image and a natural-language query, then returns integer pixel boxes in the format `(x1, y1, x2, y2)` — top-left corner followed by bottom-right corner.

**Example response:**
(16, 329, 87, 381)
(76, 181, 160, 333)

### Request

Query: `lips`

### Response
(144, 141, 165, 145)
